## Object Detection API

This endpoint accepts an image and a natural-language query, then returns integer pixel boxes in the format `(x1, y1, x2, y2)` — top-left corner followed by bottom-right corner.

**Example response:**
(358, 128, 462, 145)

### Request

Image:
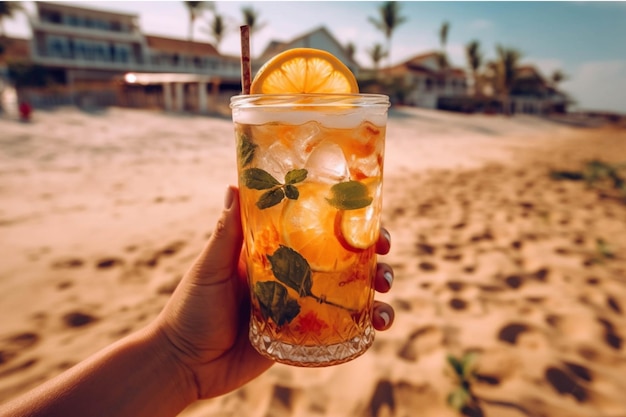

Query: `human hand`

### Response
(154, 186, 395, 401)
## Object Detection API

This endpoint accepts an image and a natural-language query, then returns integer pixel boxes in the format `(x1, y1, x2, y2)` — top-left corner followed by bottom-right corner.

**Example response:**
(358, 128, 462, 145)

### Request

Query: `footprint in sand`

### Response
(417, 261, 438, 272)
(398, 325, 444, 361)
(95, 257, 125, 269)
(62, 311, 98, 328)
(0, 332, 40, 377)
(51, 257, 84, 269)
(497, 322, 547, 350)
(544, 365, 588, 403)
(135, 240, 186, 269)
(597, 318, 623, 350)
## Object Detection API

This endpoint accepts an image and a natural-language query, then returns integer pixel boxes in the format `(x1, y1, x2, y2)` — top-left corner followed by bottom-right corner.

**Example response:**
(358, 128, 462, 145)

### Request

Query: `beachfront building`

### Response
(17, 1, 241, 111)
(379, 52, 469, 108)
(508, 65, 570, 115)
(257, 26, 360, 77)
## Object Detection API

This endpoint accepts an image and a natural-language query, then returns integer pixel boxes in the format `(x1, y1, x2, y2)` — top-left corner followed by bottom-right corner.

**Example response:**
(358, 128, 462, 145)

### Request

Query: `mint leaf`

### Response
(238, 134, 257, 167)
(446, 387, 471, 411)
(257, 188, 285, 209)
(285, 169, 308, 184)
(284, 184, 299, 200)
(254, 281, 300, 326)
(327, 180, 373, 210)
(242, 168, 281, 190)
(267, 245, 312, 297)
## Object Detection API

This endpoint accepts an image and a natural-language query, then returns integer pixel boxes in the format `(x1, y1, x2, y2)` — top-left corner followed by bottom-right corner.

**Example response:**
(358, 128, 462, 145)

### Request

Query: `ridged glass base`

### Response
(249, 319, 375, 367)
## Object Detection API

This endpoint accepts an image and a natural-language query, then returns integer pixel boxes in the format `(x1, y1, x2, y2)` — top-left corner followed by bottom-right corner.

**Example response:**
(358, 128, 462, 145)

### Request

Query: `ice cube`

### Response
(305, 141, 349, 184)
(256, 141, 296, 181)
(290, 122, 322, 160)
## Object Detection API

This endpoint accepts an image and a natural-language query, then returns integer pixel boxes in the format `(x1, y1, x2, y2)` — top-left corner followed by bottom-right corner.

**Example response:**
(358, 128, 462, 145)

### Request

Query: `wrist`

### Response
(141, 322, 199, 410)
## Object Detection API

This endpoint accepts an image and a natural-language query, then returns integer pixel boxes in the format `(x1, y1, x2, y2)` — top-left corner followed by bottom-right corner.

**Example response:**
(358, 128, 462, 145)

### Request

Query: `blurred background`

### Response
(1, 2, 626, 417)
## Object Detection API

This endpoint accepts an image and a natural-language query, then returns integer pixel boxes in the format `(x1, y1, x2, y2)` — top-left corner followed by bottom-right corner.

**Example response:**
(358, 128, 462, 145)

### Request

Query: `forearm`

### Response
(2, 324, 197, 417)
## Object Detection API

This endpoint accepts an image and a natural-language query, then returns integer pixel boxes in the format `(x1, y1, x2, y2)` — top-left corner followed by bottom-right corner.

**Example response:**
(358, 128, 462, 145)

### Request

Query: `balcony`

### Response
(30, 54, 241, 81)
(30, 19, 143, 43)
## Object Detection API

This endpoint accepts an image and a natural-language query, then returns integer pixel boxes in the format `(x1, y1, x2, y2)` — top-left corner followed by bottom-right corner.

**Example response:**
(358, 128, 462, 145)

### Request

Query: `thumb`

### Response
(190, 186, 243, 285)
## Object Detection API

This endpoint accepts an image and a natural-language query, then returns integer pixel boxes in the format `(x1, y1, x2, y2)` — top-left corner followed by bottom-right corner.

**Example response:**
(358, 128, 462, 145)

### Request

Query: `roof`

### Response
(145, 35, 219, 56)
(257, 26, 360, 71)
(383, 51, 467, 79)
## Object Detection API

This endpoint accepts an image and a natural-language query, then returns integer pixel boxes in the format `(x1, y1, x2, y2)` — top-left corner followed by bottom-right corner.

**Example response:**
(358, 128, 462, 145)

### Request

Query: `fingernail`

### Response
(382, 228, 391, 244)
(383, 271, 393, 289)
(379, 311, 390, 327)
(224, 186, 234, 209)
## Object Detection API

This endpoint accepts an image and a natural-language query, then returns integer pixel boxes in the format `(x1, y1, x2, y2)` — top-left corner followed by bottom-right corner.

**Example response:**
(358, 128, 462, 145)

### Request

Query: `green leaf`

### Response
(461, 352, 478, 379)
(267, 245, 312, 297)
(285, 169, 308, 184)
(238, 133, 257, 167)
(254, 281, 300, 326)
(257, 188, 285, 209)
(327, 180, 373, 210)
(447, 354, 464, 377)
(242, 168, 281, 190)
(446, 387, 470, 411)
(284, 184, 299, 200)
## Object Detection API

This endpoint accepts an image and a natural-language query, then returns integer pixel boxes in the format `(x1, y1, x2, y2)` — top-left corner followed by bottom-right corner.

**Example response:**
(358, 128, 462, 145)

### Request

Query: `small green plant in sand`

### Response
(550, 160, 626, 203)
(446, 352, 483, 417)
(590, 238, 616, 265)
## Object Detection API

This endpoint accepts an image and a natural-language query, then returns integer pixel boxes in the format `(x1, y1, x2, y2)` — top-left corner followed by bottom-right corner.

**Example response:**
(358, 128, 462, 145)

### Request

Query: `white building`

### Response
(381, 52, 468, 108)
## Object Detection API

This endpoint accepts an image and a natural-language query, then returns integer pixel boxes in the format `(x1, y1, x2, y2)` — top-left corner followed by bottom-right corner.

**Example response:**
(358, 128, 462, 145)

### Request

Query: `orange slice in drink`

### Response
(335, 177, 381, 250)
(281, 182, 356, 271)
(250, 48, 359, 94)
(337, 205, 380, 250)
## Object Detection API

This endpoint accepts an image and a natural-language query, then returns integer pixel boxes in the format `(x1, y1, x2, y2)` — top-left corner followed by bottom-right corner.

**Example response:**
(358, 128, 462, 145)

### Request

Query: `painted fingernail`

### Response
(224, 186, 234, 209)
(379, 311, 390, 327)
(383, 271, 393, 289)
(382, 228, 391, 244)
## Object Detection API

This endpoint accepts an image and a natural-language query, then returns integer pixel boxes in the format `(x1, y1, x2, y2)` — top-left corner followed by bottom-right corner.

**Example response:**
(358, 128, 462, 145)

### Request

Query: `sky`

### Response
(4, 1, 626, 114)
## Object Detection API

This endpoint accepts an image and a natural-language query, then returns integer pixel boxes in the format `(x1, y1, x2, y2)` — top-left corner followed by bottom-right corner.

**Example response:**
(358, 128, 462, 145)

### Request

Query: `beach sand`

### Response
(1, 106, 625, 416)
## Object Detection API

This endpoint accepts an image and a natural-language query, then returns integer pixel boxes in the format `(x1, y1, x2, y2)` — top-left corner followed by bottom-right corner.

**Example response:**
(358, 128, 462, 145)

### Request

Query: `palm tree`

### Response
(496, 45, 523, 115)
(368, 1, 407, 67)
(0, 1, 23, 37)
(367, 43, 388, 76)
(241, 6, 265, 56)
(465, 40, 482, 96)
(550, 69, 567, 87)
(183, 1, 211, 43)
(203, 12, 227, 52)
(438, 21, 450, 70)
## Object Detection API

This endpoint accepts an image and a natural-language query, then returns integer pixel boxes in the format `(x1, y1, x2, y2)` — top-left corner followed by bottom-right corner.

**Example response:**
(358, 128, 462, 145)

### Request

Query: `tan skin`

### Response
(1, 186, 395, 417)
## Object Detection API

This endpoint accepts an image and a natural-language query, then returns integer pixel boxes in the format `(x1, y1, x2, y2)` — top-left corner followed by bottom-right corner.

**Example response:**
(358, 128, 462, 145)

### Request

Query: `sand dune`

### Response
(1, 106, 625, 416)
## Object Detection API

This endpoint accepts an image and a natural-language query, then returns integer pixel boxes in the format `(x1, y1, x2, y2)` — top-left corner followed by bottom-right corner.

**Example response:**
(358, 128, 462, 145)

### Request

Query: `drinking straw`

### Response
(240, 25, 251, 95)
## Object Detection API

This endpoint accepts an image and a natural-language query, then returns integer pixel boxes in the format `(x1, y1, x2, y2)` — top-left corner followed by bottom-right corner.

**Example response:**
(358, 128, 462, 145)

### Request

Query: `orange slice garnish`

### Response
(281, 183, 356, 271)
(250, 48, 359, 94)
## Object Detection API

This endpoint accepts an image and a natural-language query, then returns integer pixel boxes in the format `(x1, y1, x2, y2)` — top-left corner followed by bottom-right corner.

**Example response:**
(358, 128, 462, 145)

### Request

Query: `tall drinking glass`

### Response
(230, 93, 389, 367)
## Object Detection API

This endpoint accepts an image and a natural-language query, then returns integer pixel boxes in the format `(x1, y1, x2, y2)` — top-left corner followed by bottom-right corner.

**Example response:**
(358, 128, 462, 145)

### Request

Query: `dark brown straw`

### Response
(240, 25, 251, 94)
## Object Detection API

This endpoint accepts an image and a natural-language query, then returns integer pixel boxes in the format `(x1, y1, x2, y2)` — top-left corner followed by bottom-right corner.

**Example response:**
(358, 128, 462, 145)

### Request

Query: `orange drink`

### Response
(230, 49, 389, 366)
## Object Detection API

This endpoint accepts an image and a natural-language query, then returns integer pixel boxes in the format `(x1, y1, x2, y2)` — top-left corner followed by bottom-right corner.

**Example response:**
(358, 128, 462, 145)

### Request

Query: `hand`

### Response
(154, 186, 395, 400)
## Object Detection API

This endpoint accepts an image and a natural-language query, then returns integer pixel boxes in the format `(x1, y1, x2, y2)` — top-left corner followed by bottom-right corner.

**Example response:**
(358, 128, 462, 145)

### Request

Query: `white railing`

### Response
(30, 20, 143, 42)
(31, 54, 242, 80)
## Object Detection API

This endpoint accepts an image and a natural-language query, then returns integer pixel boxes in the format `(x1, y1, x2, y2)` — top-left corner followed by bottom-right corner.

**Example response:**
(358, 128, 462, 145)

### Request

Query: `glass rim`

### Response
(230, 93, 390, 109)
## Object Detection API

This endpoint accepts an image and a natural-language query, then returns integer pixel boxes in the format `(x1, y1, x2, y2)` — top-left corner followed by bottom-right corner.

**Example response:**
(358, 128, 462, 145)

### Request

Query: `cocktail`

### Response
(231, 48, 389, 367)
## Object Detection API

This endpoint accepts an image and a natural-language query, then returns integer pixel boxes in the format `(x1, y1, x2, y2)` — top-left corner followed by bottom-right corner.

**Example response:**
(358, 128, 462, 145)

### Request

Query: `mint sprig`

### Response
(253, 245, 358, 327)
(241, 168, 308, 209)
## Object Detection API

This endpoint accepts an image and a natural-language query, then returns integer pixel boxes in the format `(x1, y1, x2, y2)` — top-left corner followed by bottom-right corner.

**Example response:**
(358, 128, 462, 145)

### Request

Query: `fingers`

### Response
(374, 263, 393, 293)
(372, 301, 394, 331)
(376, 227, 390, 255)
(189, 186, 243, 285)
